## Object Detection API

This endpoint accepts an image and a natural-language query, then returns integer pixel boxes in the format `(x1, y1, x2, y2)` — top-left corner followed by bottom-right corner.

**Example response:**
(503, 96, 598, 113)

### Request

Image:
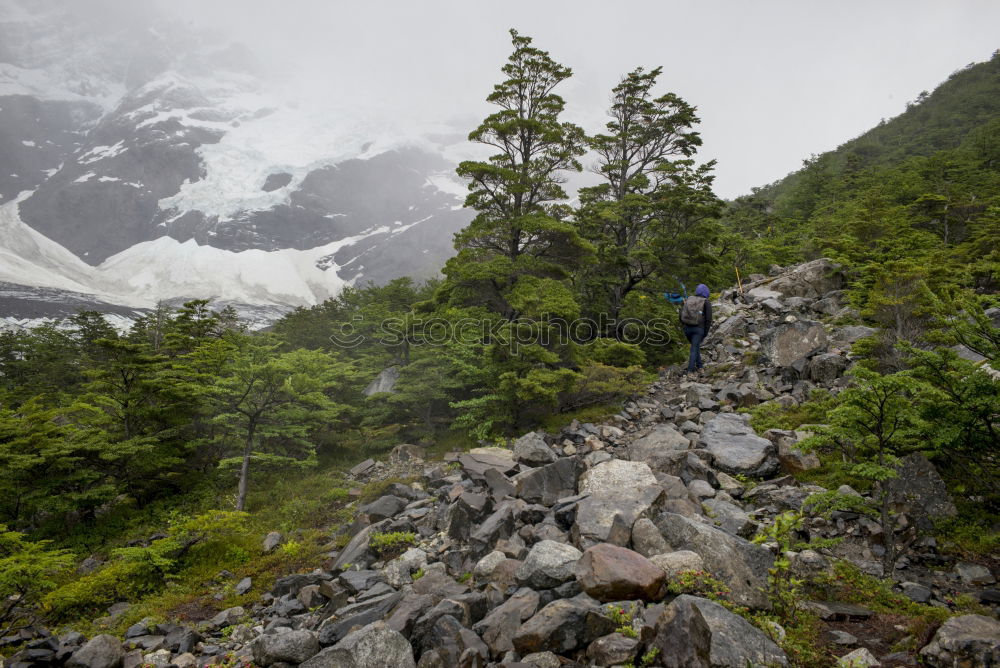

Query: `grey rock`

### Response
(630, 517, 670, 557)
(318, 592, 403, 646)
(801, 601, 872, 621)
(808, 353, 850, 384)
(473, 588, 539, 656)
(653, 595, 787, 667)
(579, 459, 658, 494)
(67, 635, 124, 668)
(586, 632, 640, 667)
(628, 424, 691, 472)
(385, 592, 434, 638)
(359, 495, 407, 522)
(515, 540, 582, 589)
(649, 550, 705, 580)
(513, 458, 580, 506)
(699, 413, 779, 478)
(886, 454, 957, 530)
(702, 497, 755, 538)
(513, 432, 557, 466)
(262, 531, 282, 553)
(653, 512, 773, 609)
(573, 484, 664, 550)
(900, 582, 932, 604)
(759, 320, 828, 367)
(836, 647, 879, 667)
(512, 595, 616, 655)
(303, 621, 415, 668)
(235, 576, 252, 596)
(955, 562, 996, 586)
(919, 614, 1000, 667)
(362, 367, 399, 396)
(252, 629, 320, 665)
(766, 258, 846, 300)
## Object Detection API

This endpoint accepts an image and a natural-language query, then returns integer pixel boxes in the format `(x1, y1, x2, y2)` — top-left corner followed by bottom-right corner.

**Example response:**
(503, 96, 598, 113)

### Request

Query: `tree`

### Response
(578, 67, 721, 329)
(0, 524, 72, 635)
(209, 333, 356, 511)
(804, 368, 928, 576)
(442, 29, 589, 320)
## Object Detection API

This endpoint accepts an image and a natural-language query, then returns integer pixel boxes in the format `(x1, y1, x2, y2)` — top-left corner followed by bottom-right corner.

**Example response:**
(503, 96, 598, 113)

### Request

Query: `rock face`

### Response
(653, 513, 773, 609)
(919, 614, 1000, 667)
(653, 595, 788, 668)
(362, 367, 400, 396)
(699, 413, 779, 478)
(759, 320, 828, 367)
(574, 544, 665, 602)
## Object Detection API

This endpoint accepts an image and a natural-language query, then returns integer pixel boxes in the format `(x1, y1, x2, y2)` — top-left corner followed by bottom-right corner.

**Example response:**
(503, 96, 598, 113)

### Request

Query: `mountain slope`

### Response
(0, 0, 473, 323)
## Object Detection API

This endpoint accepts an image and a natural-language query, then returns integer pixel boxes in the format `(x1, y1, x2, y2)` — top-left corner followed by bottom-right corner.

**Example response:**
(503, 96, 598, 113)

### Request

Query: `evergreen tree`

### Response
(577, 67, 721, 331)
(442, 29, 589, 319)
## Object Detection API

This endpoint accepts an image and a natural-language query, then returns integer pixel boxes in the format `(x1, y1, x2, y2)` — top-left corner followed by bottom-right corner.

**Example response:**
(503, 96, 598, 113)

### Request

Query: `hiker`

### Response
(679, 283, 712, 375)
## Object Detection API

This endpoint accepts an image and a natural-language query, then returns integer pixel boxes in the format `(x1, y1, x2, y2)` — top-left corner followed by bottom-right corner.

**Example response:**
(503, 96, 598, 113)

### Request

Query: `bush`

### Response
(368, 531, 416, 559)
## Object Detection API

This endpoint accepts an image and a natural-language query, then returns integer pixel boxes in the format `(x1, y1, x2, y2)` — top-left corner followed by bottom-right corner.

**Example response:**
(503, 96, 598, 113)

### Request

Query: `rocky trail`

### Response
(6, 259, 999, 668)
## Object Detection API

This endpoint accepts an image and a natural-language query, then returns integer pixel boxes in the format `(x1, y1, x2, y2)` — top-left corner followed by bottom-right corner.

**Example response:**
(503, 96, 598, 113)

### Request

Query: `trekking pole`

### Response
(735, 266, 744, 295)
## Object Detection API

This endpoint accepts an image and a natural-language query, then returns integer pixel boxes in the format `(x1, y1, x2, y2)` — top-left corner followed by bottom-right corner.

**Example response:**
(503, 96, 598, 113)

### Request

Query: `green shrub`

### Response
(368, 531, 416, 558)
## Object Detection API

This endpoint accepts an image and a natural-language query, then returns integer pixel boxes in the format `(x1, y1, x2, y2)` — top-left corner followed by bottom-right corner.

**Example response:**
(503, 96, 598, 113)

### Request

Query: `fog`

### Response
(84, 0, 1000, 197)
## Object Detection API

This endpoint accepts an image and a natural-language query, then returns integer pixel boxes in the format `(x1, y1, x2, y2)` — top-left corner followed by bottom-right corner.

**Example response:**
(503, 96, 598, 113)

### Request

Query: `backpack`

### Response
(680, 295, 707, 326)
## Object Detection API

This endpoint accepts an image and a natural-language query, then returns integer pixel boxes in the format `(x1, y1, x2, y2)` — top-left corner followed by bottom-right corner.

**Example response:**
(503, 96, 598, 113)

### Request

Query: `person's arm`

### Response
(704, 300, 712, 334)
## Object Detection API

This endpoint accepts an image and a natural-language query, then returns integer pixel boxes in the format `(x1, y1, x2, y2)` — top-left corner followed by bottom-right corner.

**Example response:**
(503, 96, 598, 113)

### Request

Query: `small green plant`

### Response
(666, 570, 736, 607)
(752, 511, 806, 622)
(278, 539, 303, 558)
(458, 572, 472, 583)
(368, 531, 417, 558)
(411, 567, 425, 580)
(605, 602, 640, 638)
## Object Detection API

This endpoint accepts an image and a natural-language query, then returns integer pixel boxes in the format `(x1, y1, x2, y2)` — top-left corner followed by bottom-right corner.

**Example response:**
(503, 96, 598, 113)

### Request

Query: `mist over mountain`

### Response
(0, 0, 472, 327)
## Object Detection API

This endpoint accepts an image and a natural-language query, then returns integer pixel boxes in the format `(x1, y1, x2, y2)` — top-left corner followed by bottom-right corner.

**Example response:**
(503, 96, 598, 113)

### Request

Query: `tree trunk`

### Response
(236, 424, 255, 511)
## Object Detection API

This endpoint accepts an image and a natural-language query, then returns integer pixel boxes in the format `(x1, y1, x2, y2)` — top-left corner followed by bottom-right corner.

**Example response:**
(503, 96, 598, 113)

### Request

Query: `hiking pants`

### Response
(683, 325, 705, 372)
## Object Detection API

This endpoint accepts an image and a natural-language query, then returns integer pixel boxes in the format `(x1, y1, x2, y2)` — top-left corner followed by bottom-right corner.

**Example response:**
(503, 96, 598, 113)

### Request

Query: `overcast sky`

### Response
(153, 0, 1000, 199)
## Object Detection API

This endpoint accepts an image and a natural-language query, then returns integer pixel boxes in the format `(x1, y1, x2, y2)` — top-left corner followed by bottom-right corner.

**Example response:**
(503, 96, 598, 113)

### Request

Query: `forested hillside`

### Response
(1, 32, 998, 668)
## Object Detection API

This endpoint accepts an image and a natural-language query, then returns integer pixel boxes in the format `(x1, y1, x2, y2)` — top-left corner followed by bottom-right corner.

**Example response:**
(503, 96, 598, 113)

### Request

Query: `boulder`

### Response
(358, 495, 407, 522)
(702, 497, 755, 538)
(388, 443, 425, 466)
(630, 517, 670, 557)
(628, 425, 692, 472)
(514, 458, 580, 506)
(699, 413, 779, 478)
(573, 484, 664, 550)
(459, 449, 518, 481)
(515, 540, 583, 589)
(836, 647, 880, 667)
(586, 632, 640, 667)
(808, 353, 850, 384)
(513, 432, 557, 466)
(885, 454, 957, 529)
(67, 635, 124, 668)
(512, 595, 616, 655)
(766, 258, 846, 300)
(472, 588, 540, 656)
(653, 512, 773, 609)
(649, 550, 704, 580)
(575, 544, 665, 602)
(301, 622, 415, 668)
(263, 531, 282, 553)
(579, 459, 658, 494)
(252, 629, 320, 665)
(653, 595, 787, 668)
(919, 614, 1000, 667)
(759, 320, 828, 367)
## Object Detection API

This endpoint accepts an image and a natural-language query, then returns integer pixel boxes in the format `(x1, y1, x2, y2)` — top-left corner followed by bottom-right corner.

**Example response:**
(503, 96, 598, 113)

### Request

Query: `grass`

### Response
(746, 389, 836, 432)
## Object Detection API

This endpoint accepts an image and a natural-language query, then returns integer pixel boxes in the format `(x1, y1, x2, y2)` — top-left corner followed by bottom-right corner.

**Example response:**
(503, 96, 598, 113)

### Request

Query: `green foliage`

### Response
(811, 561, 949, 624)
(44, 511, 247, 622)
(0, 525, 73, 634)
(368, 531, 417, 558)
(747, 390, 836, 432)
(665, 570, 738, 610)
(605, 602, 640, 638)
